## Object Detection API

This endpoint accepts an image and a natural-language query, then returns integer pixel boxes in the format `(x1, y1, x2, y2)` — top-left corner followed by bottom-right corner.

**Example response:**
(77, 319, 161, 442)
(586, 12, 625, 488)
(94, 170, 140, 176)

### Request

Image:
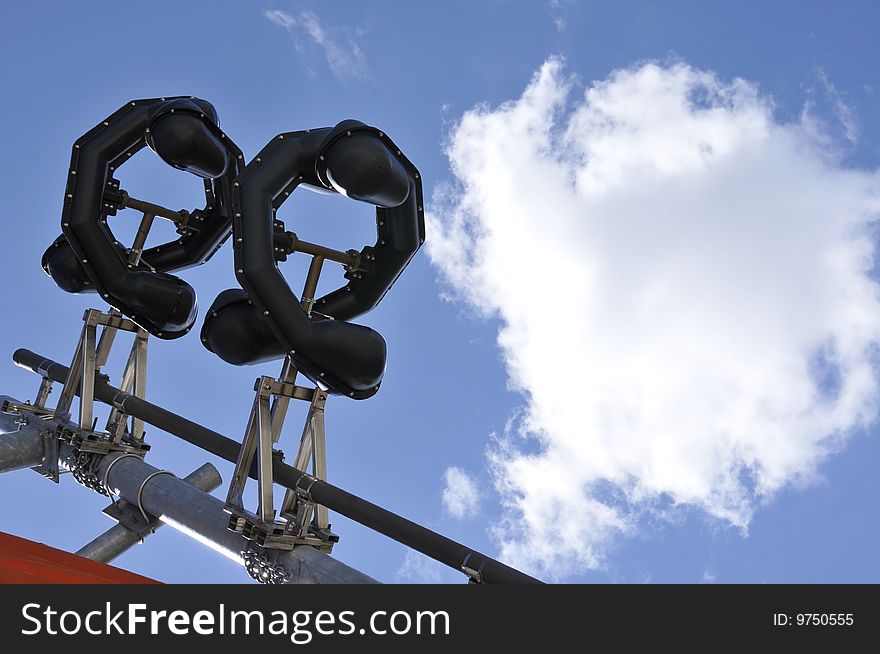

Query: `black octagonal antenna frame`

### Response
(44, 96, 244, 339)
(223, 120, 424, 399)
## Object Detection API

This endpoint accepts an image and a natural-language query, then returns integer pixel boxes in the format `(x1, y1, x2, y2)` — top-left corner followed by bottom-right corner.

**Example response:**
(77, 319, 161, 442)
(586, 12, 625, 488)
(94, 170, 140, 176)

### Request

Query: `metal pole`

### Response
(120, 192, 188, 224)
(0, 395, 26, 434)
(286, 234, 360, 268)
(0, 422, 376, 583)
(0, 424, 45, 473)
(76, 463, 222, 564)
(128, 212, 156, 267)
(301, 254, 324, 316)
(13, 349, 542, 584)
(92, 451, 377, 584)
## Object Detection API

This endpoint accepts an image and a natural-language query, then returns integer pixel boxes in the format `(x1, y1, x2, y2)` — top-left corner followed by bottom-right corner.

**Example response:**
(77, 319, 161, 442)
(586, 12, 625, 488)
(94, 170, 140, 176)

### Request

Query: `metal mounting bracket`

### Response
(2, 308, 152, 490)
(224, 356, 337, 552)
(50, 308, 149, 444)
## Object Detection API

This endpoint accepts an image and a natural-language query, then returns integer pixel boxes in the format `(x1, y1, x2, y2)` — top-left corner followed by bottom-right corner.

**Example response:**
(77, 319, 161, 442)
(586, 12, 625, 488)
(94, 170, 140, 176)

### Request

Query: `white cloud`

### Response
(264, 8, 296, 30)
(428, 57, 880, 578)
(394, 549, 445, 583)
(263, 9, 368, 81)
(548, 0, 568, 32)
(441, 467, 481, 519)
(817, 69, 859, 144)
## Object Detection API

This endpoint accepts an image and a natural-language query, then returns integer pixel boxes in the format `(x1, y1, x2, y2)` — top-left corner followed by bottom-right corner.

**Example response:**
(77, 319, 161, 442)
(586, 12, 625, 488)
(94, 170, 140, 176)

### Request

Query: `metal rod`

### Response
(34, 378, 53, 408)
(53, 325, 85, 420)
(269, 356, 297, 444)
(256, 386, 275, 523)
(13, 349, 542, 584)
(94, 311, 121, 370)
(293, 400, 317, 472)
(121, 193, 188, 224)
(280, 396, 318, 522)
(301, 255, 324, 316)
(131, 330, 148, 441)
(80, 317, 98, 430)
(311, 394, 329, 529)
(107, 343, 137, 442)
(128, 212, 156, 267)
(226, 396, 258, 510)
(76, 463, 222, 563)
(287, 234, 358, 268)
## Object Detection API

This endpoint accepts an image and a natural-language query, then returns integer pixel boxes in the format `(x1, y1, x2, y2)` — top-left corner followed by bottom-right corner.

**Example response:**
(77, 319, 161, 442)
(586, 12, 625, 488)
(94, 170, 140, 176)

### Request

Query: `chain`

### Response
(242, 548, 289, 585)
(70, 450, 109, 495)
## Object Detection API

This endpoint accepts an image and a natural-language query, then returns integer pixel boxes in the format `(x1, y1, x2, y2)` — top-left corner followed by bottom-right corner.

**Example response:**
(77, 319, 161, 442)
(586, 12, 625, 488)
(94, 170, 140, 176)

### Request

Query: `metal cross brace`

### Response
(224, 356, 334, 550)
(52, 308, 149, 442)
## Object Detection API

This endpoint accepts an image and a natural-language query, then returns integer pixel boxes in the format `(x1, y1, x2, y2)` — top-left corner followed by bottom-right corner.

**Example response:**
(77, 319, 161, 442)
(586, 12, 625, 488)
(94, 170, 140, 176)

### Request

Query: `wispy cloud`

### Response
(799, 69, 860, 149)
(817, 69, 859, 144)
(441, 467, 481, 519)
(548, 0, 568, 32)
(264, 8, 368, 82)
(429, 58, 880, 578)
(394, 549, 445, 583)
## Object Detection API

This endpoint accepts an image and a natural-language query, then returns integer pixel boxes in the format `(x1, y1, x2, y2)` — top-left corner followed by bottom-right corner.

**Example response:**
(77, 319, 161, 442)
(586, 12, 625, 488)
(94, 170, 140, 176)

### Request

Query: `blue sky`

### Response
(1, 1, 879, 583)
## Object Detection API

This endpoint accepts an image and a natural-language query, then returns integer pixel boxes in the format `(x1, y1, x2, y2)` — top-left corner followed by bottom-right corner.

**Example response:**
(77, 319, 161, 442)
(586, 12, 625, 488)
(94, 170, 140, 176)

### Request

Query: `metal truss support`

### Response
(224, 365, 335, 552)
(222, 252, 337, 551)
(12, 348, 543, 584)
(281, 387, 329, 532)
(50, 308, 149, 444)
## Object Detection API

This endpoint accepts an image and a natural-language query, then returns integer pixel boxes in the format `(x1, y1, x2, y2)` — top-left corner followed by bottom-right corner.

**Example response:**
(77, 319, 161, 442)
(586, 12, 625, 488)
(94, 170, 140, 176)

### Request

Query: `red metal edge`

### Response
(0, 531, 160, 584)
